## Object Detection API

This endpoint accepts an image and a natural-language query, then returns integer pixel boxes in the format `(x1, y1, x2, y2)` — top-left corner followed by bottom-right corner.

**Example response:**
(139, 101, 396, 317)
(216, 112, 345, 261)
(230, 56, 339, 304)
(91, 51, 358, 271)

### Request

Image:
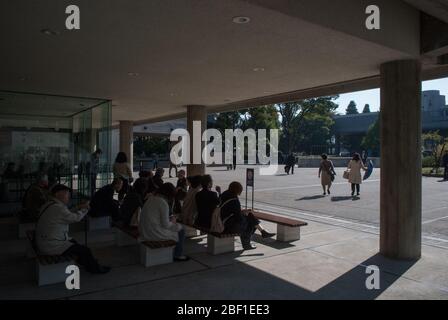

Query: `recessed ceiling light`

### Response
(232, 16, 251, 24)
(127, 72, 140, 77)
(169, 93, 178, 97)
(253, 67, 265, 72)
(41, 29, 60, 36)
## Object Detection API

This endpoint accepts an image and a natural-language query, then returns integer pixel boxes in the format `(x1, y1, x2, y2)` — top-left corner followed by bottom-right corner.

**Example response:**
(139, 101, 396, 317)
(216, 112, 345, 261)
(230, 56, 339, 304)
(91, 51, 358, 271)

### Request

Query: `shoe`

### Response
(243, 244, 257, 250)
(174, 255, 190, 262)
(327, 190, 331, 195)
(351, 192, 355, 196)
(323, 192, 326, 196)
(357, 193, 360, 196)
(261, 230, 276, 238)
(89, 265, 111, 274)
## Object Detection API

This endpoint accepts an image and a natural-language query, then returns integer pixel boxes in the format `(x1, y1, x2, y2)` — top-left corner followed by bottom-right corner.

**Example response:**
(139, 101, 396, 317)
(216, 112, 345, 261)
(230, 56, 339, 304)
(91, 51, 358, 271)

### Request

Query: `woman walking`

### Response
(318, 154, 336, 195)
(347, 153, 367, 196)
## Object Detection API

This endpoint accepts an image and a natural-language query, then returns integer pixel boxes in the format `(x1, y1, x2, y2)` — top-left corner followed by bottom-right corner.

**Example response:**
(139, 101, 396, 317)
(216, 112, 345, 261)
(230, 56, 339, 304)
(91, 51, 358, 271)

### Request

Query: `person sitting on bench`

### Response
(35, 184, 110, 274)
(88, 178, 123, 221)
(180, 175, 202, 225)
(119, 178, 148, 226)
(139, 183, 189, 261)
(174, 170, 188, 215)
(220, 182, 275, 250)
(195, 175, 221, 229)
(153, 168, 165, 189)
(22, 174, 49, 221)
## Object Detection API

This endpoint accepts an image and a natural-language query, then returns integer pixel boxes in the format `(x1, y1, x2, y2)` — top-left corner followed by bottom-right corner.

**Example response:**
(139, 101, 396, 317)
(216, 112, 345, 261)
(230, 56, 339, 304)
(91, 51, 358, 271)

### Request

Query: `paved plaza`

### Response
(0, 165, 447, 300)
(206, 166, 448, 247)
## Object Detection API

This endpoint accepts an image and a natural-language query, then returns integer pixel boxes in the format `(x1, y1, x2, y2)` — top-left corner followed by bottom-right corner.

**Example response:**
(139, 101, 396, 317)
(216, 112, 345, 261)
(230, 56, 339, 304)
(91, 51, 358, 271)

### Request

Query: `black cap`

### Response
(51, 184, 72, 194)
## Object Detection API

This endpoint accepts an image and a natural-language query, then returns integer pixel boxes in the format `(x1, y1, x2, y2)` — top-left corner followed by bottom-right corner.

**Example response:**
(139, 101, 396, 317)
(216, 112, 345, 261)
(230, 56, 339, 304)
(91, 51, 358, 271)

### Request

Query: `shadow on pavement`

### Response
(331, 196, 360, 202)
(296, 195, 326, 201)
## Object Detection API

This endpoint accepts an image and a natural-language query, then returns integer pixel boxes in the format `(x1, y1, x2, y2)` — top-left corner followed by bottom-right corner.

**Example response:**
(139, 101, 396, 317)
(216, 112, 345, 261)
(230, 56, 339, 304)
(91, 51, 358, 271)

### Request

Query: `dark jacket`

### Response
(443, 153, 448, 167)
(195, 189, 220, 229)
(119, 192, 144, 225)
(219, 190, 242, 233)
(89, 184, 119, 218)
(153, 174, 164, 188)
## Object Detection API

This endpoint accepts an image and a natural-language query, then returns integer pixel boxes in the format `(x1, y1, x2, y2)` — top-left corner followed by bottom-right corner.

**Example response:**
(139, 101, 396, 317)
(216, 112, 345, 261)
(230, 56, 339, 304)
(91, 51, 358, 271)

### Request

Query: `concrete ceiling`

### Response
(404, 0, 448, 23)
(0, 0, 446, 125)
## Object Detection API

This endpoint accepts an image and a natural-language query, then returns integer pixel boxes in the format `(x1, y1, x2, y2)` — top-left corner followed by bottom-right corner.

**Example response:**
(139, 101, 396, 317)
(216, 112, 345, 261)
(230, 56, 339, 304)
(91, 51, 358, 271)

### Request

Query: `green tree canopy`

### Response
(362, 104, 371, 113)
(361, 116, 380, 156)
(346, 101, 359, 115)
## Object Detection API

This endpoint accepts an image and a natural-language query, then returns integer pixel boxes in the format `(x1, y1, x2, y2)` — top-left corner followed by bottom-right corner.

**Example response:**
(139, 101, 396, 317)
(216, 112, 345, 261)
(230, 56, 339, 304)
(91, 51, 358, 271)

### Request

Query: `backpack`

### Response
(209, 198, 237, 233)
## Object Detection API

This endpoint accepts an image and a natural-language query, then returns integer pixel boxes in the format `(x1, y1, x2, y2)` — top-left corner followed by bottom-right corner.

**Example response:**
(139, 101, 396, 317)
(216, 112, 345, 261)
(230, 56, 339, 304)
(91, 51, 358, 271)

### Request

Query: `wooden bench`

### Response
(26, 230, 76, 286)
(253, 211, 308, 242)
(112, 222, 177, 267)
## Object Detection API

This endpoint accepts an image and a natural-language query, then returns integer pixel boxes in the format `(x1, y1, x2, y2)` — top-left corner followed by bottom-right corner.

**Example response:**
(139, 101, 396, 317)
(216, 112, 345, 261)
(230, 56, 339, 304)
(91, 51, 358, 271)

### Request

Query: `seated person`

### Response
(139, 183, 189, 262)
(220, 182, 275, 250)
(176, 170, 188, 193)
(35, 184, 110, 274)
(119, 178, 148, 226)
(180, 175, 202, 225)
(153, 168, 165, 189)
(139, 170, 153, 180)
(195, 175, 221, 229)
(88, 178, 123, 220)
(173, 170, 188, 215)
(22, 174, 49, 221)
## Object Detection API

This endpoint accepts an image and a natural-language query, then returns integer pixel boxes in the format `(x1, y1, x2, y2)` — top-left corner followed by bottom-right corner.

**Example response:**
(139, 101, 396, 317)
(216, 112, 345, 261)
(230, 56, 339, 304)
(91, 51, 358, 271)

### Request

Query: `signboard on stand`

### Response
(246, 168, 254, 210)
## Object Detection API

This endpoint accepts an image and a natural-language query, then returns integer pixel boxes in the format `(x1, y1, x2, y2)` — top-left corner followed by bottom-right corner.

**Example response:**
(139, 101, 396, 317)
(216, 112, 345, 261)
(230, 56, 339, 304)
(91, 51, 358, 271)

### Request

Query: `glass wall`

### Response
(0, 92, 112, 216)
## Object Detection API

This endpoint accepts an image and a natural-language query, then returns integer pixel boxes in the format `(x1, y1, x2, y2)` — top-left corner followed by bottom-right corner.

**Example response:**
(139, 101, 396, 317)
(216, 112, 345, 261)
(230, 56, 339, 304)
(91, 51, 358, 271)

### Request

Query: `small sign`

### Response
(246, 168, 254, 187)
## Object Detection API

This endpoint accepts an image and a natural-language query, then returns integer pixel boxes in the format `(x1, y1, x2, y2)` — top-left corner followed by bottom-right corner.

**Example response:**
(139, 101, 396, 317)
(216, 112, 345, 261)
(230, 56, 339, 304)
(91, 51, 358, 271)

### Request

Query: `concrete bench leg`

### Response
(87, 216, 111, 231)
(207, 235, 235, 255)
(26, 241, 36, 258)
(115, 229, 138, 247)
(18, 223, 35, 239)
(183, 225, 199, 238)
(277, 225, 301, 242)
(37, 260, 75, 286)
(140, 244, 174, 267)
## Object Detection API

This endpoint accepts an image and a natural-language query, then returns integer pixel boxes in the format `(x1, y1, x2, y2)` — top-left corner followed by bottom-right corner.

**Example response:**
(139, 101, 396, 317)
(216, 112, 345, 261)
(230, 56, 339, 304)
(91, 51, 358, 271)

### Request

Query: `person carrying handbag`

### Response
(318, 154, 336, 196)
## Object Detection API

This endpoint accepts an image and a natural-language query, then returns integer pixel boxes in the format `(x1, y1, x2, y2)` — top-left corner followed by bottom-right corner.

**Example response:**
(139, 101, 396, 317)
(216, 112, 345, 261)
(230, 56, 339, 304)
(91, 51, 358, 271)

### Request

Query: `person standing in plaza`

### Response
(318, 154, 336, 195)
(347, 153, 367, 196)
(442, 151, 448, 181)
(87, 149, 102, 197)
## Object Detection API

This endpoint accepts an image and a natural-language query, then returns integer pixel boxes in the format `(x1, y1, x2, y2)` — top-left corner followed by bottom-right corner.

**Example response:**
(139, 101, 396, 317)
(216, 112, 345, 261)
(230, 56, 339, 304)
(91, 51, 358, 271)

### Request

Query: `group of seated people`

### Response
(27, 168, 276, 276)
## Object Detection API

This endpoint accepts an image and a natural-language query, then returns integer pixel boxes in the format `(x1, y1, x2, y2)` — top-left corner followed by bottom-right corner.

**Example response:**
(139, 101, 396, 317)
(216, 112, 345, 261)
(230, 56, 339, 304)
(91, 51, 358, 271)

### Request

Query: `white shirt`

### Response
(139, 195, 182, 242)
(36, 198, 87, 255)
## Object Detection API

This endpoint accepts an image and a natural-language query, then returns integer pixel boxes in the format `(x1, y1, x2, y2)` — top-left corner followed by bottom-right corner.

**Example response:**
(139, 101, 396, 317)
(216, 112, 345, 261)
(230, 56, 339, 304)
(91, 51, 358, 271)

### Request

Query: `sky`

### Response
(335, 77, 448, 114)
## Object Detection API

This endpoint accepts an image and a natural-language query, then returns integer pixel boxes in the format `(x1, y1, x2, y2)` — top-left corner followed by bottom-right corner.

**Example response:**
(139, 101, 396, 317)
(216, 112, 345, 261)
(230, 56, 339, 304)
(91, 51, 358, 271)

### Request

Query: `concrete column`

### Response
(187, 105, 206, 176)
(380, 60, 422, 260)
(119, 121, 134, 172)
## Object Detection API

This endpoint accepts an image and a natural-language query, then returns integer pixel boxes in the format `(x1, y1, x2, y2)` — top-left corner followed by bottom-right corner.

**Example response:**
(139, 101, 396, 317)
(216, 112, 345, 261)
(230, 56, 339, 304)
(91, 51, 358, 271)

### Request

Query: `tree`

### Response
(277, 102, 301, 153)
(346, 101, 359, 115)
(422, 131, 448, 172)
(361, 117, 380, 156)
(278, 96, 339, 154)
(362, 104, 371, 113)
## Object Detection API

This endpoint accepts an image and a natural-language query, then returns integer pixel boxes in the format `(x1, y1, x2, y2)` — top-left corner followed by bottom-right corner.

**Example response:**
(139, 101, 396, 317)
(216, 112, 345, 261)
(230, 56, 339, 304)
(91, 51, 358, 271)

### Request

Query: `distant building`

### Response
(333, 90, 448, 154)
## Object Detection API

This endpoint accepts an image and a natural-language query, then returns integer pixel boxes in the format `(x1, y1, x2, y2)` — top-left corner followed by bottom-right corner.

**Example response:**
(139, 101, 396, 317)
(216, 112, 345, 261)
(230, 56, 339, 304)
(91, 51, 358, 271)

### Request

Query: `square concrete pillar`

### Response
(119, 120, 134, 172)
(187, 105, 206, 176)
(380, 60, 422, 260)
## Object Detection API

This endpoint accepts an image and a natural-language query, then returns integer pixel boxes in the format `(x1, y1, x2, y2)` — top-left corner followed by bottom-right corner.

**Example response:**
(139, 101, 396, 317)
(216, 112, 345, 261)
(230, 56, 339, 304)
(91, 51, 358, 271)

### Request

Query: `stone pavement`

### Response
(1, 165, 447, 300)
